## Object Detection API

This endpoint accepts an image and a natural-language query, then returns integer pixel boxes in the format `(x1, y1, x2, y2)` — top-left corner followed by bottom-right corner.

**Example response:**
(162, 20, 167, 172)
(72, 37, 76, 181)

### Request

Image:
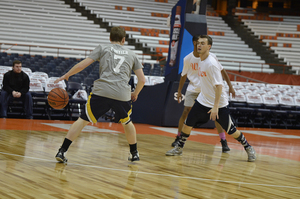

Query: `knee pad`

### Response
(227, 123, 237, 135)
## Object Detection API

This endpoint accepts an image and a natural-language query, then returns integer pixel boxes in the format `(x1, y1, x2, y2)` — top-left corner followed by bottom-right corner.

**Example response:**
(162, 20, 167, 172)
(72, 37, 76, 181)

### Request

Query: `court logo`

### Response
(174, 92, 185, 102)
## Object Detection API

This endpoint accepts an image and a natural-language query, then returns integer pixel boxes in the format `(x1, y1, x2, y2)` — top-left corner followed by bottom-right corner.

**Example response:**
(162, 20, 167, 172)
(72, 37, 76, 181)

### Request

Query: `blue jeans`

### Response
(0, 90, 33, 118)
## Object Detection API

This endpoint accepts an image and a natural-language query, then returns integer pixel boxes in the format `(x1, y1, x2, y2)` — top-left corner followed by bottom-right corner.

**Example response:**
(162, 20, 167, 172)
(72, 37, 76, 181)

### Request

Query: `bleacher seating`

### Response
(0, 0, 155, 64)
(226, 81, 300, 128)
(235, 7, 300, 73)
(75, 0, 273, 73)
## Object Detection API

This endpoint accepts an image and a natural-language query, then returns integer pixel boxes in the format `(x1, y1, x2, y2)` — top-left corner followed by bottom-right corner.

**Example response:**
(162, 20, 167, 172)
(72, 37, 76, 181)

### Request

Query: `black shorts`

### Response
(185, 100, 237, 134)
(80, 94, 132, 124)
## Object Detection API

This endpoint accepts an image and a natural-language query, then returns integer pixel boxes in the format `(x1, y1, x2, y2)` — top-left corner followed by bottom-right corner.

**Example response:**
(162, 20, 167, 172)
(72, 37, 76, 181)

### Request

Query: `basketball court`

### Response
(0, 118, 299, 198)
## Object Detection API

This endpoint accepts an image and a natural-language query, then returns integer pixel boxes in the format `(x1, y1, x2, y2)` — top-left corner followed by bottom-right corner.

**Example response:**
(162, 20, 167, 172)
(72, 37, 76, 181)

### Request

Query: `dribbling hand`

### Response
(54, 75, 69, 84)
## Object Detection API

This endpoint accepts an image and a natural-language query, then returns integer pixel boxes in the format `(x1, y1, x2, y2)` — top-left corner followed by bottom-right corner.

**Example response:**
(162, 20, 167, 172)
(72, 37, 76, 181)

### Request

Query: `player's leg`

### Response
(55, 118, 90, 163)
(216, 107, 256, 162)
(215, 121, 230, 152)
(55, 94, 109, 163)
(0, 90, 11, 118)
(173, 106, 191, 146)
(166, 101, 210, 156)
(173, 91, 198, 146)
(113, 100, 139, 162)
(122, 121, 139, 162)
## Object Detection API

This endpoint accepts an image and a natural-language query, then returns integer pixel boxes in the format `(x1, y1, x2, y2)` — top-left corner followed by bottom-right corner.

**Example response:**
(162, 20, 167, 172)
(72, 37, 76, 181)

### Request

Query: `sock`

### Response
(178, 132, 190, 148)
(129, 143, 137, 154)
(235, 133, 250, 149)
(177, 131, 181, 137)
(61, 138, 72, 151)
(219, 132, 226, 141)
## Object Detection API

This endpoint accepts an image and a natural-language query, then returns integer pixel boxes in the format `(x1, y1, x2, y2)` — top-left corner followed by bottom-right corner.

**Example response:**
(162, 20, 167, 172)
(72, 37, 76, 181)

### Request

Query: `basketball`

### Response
(47, 88, 69, 109)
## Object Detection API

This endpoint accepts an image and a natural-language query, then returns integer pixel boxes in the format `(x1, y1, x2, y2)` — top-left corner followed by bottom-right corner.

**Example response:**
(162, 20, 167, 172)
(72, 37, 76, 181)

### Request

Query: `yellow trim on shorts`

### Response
(119, 106, 132, 124)
(87, 93, 97, 123)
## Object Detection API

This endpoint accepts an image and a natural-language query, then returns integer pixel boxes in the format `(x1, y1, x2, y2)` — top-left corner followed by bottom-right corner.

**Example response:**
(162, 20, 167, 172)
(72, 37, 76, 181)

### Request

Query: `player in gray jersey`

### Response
(54, 27, 146, 163)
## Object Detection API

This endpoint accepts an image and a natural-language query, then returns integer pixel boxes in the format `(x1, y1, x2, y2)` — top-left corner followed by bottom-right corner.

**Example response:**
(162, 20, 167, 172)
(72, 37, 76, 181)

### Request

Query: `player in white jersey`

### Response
(166, 35, 256, 162)
(54, 27, 146, 163)
(172, 35, 235, 153)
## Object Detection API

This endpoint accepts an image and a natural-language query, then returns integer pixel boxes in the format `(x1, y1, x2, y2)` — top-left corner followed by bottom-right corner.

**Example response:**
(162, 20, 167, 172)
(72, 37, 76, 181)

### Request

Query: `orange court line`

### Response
(1, 118, 300, 161)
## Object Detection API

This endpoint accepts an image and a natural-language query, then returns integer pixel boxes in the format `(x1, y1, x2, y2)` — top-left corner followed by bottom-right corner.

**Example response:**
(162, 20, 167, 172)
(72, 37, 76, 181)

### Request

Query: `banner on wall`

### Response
(165, 0, 208, 81)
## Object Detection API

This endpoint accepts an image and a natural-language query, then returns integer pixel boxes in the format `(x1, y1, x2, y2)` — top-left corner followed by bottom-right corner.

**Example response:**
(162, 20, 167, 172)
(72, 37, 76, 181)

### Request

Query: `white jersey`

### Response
(196, 54, 228, 108)
(210, 52, 224, 70)
(182, 52, 201, 93)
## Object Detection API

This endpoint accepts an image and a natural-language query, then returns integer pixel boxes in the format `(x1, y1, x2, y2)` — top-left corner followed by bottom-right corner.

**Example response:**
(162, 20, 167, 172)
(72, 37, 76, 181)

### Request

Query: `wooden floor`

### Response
(0, 118, 299, 199)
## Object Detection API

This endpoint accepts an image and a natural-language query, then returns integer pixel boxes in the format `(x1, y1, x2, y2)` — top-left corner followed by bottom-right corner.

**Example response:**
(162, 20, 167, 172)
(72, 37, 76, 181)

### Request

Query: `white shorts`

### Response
(184, 91, 200, 107)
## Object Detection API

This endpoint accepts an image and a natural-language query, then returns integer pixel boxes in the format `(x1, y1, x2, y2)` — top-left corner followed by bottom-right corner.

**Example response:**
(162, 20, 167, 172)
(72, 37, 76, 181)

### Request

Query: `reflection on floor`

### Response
(0, 118, 299, 198)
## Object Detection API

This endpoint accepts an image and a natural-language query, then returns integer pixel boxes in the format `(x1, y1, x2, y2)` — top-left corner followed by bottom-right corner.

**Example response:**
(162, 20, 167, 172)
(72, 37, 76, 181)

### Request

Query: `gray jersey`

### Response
(89, 43, 143, 101)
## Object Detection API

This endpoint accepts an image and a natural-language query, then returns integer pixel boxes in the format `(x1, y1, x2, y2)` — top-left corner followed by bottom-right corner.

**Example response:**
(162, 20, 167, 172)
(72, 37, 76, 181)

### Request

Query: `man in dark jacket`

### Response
(0, 60, 33, 119)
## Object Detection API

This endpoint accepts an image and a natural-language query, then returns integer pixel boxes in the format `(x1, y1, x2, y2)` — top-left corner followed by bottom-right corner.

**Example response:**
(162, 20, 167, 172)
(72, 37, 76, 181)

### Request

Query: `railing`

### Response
(218, 59, 294, 74)
(0, 43, 162, 64)
(0, 43, 93, 58)
(226, 71, 267, 83)
(0, 43, 296, 74)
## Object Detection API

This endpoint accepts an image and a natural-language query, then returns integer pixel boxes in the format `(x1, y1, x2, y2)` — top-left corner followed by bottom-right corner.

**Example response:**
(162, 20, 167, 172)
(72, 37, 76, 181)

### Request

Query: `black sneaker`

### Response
(128, 151, 140, 162)
(220, 139, 230, 153)
(55, 148, 68, 163)
(171, 136, 180, 147)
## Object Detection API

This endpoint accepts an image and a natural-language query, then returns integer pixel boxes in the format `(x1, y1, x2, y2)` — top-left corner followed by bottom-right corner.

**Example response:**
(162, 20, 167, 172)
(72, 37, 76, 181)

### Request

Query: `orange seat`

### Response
(285, 34, 294, 37)
(268, 36, 277, 40)
(294, 34, 300, 38)
(127, 7, 134, 11)
(159, 41, 169, 45)
(260, 35, 269, 40)
(156, 47, 168, 53)
(276, 33, 284, 37)
(283, 43, 292, 47)
(115, 6, 122, 10)
(269, 42, 278, 47)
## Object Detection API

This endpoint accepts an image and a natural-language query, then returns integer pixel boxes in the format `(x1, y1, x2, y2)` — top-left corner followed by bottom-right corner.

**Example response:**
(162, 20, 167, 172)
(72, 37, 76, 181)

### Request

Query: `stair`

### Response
(222, 16, 293, 74)
(61, 0, 164, 64)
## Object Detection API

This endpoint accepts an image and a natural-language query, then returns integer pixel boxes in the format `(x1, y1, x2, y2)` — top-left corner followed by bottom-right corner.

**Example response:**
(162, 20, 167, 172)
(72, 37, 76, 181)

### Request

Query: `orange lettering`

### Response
(198, 71, 207, 77)
(190, 63, 198, 70)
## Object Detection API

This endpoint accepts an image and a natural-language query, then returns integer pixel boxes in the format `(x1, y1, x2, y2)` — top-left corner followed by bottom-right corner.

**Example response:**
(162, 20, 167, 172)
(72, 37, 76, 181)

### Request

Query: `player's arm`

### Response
(131, 68, 146, 102)
(54, 58, 94, 83)
(208, 84, 222, 121)
(177, 74, 187, 103)
(221, 69, 235, 98)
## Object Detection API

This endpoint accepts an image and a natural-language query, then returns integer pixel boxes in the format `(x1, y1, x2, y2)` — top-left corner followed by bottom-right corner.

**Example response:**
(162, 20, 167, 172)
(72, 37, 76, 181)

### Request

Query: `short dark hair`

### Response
(192, 35, 201, 43)
(13, 60, 22, 67)
(110, 26, 126, 42)
(200, 35, 213, 46)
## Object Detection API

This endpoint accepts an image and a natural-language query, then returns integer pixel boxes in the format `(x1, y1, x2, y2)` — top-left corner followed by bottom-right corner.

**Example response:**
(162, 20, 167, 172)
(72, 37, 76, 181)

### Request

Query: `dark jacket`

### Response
(2, 70, 30, 95)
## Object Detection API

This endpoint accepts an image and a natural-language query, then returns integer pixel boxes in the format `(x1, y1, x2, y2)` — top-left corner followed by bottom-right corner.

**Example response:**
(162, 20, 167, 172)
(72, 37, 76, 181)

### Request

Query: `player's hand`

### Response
(54, 75, 68, 84)
(177, 91, 182, 103)
(229, 86, 236, 98)
(16, 92, 21, 98)
(131, 92, 138, 102)
(12, 91, 21, 98)
(208, 106, 219, 121)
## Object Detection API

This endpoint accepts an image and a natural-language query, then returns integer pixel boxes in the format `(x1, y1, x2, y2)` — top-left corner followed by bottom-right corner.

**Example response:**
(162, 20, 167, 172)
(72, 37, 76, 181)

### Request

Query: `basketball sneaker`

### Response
(245, 146, 256, 162)
(171, 136, 180, 147)
(220, 139, 230, 153)
(128, 151, 140, 162)
(165, 145, 183, 156)
(55, 148, 68, 163)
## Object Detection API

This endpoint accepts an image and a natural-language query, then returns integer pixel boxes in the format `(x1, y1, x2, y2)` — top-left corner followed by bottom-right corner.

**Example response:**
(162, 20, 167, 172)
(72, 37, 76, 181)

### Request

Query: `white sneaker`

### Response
(166, 146, 183, 156)
(245, 146, 256, 162)
(128, 151, 140, 162)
